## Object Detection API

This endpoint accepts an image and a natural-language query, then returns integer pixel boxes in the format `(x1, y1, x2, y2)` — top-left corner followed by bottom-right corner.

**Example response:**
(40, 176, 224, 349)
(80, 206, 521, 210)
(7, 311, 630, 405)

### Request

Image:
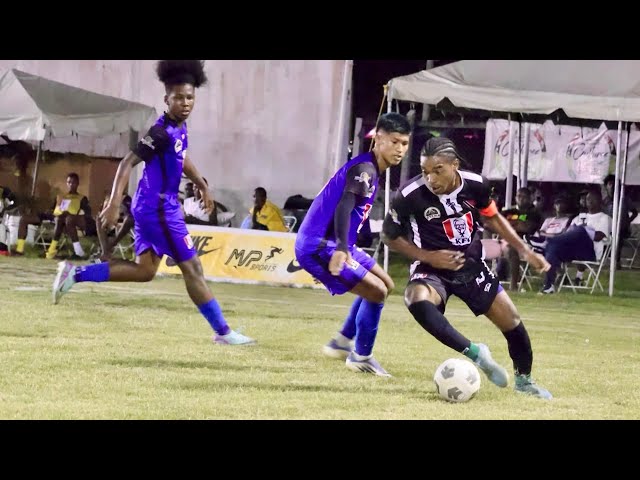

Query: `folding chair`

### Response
(558, 242, 612, 294)
(622, 233, 639, 269)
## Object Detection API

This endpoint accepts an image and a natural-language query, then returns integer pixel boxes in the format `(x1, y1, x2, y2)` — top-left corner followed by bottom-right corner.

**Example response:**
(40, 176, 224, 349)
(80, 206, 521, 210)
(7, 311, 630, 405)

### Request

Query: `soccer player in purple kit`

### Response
(295, 113, 411, 377)
(52, 60, 255, 346)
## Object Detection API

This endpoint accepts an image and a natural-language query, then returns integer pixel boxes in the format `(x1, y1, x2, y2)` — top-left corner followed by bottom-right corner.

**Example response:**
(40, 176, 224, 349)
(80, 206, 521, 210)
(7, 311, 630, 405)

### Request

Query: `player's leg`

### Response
(405, 265, 508, 388)
(484, 291, 552, 399)
(177, 255, 255, 345)
(297, 243, 390, 376)
(323, 257, 393, 360)
(52, 248, 161, 304)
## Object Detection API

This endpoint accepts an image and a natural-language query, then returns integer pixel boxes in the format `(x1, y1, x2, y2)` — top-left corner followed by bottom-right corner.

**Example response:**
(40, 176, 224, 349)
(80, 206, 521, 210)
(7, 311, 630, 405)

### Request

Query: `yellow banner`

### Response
(157, 225, 321, 288)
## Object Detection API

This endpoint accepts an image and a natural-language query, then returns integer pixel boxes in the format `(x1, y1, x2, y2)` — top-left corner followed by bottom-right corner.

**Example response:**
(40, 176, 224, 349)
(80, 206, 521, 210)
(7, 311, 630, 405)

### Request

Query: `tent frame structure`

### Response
(385, 60, 640, 296)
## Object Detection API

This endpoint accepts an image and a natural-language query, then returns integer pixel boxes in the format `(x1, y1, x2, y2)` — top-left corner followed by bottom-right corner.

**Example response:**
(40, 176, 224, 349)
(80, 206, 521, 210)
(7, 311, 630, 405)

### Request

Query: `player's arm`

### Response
(381, 194, 464, 271)
(183, 154, 214, 212)
(481, 201, 550, 273)
(101, 126, 169, 228)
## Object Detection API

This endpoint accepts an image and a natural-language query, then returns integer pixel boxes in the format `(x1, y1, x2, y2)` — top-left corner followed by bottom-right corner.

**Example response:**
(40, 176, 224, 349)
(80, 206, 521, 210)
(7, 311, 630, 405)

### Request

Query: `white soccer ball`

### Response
(433, 358, 481, 403)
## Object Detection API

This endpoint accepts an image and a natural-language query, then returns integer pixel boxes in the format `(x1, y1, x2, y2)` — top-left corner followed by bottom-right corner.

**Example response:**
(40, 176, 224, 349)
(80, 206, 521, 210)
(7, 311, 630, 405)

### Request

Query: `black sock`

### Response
(408, 301, 471, 354)
(502, 322, 532, 375)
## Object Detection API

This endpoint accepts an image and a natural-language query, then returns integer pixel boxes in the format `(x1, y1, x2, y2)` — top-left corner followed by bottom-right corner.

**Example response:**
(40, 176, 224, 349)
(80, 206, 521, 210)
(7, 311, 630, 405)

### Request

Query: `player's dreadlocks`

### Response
(156, 60, 208, 90)
(421, 137, 468, 167)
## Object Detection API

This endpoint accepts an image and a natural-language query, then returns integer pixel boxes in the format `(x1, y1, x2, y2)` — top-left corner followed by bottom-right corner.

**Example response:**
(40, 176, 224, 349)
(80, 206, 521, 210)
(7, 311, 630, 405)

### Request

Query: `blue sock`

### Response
(354, 300, 384, 357)
(75, 263, 110, 283)
(339, 296, 363, 339)
(198, 298, 231, 336)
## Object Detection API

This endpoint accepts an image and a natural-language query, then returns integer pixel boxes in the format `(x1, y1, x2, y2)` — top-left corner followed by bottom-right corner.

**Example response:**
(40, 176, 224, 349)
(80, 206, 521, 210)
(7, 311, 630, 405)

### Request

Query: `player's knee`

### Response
(404, 283, 435, 307)
(369, 280, 388, 304)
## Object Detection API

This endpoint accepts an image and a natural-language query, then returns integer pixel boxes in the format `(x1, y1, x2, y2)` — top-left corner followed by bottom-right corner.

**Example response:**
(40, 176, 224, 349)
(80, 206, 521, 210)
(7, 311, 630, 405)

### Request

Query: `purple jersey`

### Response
(132, 113, 188, 211)
(297, 152, 379, 248)
(129, 113, 196, 263)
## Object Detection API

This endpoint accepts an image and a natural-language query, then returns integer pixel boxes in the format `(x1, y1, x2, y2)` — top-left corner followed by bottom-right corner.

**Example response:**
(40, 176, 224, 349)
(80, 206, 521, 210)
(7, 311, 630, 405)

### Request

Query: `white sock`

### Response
(576, 271, 584, 280)
(353, 352, 372, 361)
(73, 241, 85, 257)
(334, 332, 352, 348)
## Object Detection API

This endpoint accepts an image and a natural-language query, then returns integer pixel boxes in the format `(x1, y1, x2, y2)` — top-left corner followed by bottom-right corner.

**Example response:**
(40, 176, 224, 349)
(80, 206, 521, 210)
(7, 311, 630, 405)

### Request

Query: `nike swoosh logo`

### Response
(287, 260, 303, 273)
(166, 247, 221, 266)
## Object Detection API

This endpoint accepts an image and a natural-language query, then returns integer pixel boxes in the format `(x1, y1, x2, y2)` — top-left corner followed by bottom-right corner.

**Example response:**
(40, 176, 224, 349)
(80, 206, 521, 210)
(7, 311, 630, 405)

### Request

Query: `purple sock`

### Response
(339, 296, 363, 339)
(198, 299, 231, 336)
(75, 263, 110, 283)
(354, 300, 384, 357)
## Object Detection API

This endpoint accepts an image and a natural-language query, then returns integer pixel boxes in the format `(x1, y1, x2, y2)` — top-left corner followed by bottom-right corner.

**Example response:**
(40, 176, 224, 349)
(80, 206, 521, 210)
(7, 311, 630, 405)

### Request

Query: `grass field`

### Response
(1, 255, 639, 419)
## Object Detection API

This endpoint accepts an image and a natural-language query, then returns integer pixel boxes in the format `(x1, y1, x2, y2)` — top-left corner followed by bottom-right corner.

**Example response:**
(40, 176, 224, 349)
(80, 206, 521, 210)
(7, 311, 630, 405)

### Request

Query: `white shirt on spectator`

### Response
(184, 197, 209, 222)
(571, 212, 612, 259)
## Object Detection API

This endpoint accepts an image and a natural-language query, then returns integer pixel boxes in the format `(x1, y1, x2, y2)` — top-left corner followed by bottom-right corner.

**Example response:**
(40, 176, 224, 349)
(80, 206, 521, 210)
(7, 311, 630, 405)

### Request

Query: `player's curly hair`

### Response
(156, 60, 208, 89)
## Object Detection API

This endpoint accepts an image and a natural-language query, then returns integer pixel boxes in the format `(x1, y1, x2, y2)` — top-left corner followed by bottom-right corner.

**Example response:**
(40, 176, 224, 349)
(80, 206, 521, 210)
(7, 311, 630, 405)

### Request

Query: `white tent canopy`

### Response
(389, 60, 640, 122)
(0, 68, 156, 142)
(388, 60, 640, 296)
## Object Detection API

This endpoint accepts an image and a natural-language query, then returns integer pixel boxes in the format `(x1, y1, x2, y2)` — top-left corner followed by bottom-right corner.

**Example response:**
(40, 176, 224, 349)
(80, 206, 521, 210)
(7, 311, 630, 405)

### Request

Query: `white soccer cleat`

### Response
(52, 261, 77, 305)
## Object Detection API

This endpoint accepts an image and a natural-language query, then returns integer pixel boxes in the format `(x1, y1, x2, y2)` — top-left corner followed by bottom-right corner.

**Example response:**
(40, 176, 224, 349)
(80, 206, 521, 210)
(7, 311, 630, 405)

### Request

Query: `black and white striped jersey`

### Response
(383, 170, 496, 278)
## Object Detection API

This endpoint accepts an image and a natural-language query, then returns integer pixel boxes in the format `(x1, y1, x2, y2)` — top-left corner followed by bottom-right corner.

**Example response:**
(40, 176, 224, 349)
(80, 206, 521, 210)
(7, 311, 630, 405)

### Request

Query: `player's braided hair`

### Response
(156, 60, 208, 89)
(421, 137, 468, 166)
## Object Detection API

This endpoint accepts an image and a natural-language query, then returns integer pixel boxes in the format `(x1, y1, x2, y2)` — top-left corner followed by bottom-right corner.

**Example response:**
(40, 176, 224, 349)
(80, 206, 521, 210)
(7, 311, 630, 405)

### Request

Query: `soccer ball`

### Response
(433, 358, 481, 403)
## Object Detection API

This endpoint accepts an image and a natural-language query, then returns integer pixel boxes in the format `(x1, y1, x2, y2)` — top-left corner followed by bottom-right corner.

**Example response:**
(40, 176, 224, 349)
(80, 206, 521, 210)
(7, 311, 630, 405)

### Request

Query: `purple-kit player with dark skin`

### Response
(52, 60, 255, 346)
(295, 113, 411, 377)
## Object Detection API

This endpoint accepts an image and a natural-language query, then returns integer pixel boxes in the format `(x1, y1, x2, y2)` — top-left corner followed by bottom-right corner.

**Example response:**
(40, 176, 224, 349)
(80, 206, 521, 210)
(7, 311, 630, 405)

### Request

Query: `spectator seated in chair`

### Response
(183, 177, 219, 226)
(526, 195, 574, 253)
(241, 187, 287, 232)
(539, 189, 611, 294)
(95, 192, 134, 262)
(495, 187, 542, 290)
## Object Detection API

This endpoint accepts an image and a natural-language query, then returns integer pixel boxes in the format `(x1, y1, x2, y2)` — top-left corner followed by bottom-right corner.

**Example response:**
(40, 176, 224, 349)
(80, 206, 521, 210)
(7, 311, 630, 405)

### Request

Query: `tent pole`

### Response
(517, 118, 522, 190)
(615, 122, 631, 270)
(30, 140, 43, 198)
(383, 87, 393, 273)
(608, 120, 624, 297)
(522, 121, 530, 188)
(505, 114, 515, 209)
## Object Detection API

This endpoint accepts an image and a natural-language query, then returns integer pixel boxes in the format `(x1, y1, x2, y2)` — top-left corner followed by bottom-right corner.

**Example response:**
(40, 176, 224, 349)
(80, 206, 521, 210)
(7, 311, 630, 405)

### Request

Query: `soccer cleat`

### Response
(473, 343, 509, 388)
(322, 339, 352, 360)
(345, 352, 391, 377)
(515, 373, 553, 400)
(52, 261, 77, 305)
(213, 330, 256, 345)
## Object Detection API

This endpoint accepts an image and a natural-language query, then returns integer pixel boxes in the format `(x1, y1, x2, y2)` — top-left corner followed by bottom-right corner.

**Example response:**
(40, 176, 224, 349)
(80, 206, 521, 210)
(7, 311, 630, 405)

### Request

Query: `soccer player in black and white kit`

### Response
(382, 138, 552, 399)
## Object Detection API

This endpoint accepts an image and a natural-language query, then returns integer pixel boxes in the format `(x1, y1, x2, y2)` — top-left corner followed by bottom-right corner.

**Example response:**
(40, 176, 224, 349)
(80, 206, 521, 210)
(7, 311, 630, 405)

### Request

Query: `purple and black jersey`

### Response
(132, 113, 188, 210)
(297, 152, 379, 248)
(129, 113, 195, 263)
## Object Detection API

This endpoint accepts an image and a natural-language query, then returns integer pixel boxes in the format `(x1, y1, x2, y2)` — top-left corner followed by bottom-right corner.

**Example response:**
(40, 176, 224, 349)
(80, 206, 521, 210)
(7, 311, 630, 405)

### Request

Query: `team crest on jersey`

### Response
(174, 139, 183, 153)
(424, 206, 441, 221)
(442, 211, 474, 246)
(354, 171, 375, 196)
(140, 135, 154, 150)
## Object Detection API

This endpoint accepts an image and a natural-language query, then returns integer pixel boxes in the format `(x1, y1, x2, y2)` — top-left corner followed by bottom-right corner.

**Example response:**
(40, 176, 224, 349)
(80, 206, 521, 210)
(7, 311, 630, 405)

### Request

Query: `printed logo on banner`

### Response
(166, 235, 221, 266)
(565, 125, 616, 181)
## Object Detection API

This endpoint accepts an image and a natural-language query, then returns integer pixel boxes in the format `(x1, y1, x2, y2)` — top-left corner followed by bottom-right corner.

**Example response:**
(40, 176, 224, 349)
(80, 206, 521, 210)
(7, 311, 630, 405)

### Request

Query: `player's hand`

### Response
(200, 188, 214, 214)
(423, 249, 466, 271)
(329, 250, 351, 276)
(523, 249, 550, 273)
(99, 203, 121, 230)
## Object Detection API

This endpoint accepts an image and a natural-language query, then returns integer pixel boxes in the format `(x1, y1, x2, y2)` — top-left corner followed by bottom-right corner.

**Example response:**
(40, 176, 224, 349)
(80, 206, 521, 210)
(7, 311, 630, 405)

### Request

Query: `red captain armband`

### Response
(479, 200, 498, 217)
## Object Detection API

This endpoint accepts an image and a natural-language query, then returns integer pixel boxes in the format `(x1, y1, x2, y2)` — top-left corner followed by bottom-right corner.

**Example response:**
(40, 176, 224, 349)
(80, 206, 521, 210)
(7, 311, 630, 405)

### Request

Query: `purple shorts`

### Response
(295, 236, 376, 295)
(133, 207, 196, 264)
